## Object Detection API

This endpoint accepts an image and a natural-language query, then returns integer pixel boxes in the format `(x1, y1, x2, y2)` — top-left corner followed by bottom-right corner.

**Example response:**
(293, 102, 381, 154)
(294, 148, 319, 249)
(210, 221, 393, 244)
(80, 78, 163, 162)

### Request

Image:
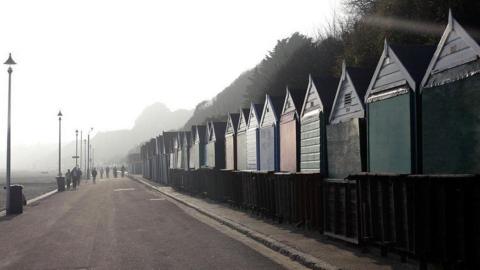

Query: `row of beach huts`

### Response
(130, 13, 480, 269)
(139, 12, 480, 177)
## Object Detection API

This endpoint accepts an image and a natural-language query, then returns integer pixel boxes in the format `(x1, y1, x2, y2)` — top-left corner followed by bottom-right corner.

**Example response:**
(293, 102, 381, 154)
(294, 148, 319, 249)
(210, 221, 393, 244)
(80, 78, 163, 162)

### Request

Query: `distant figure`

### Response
(71, 167, 79, 190)
(92, 168, 97, 184)
(121, 165, 126, 178)
(100, 167, 104, 179)
(65, 169, 72, 190)
(106, 166, 110, 178)
(78, 169, 83, 186)
(113, 166, 118, 178)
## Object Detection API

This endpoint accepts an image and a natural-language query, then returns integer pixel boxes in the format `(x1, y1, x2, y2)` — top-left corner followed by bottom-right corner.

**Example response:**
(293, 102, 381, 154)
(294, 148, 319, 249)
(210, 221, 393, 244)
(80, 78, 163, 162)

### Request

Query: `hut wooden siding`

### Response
(163, 132, 177, 170)
(327, 62, 372, 179)
(280, 87, 305, 172)
(259, 95, 283, 172)
(225, 113, 240, 170)
(299, 75, 337, 174)
(421, 13, 480, 174)
(205, 122, 212, 167)
(176, 132, 183, 169)
(182, 132, 191, 171)
(206, 121, 227, 169)
(156, 135, 168, 184)
(193, 125, 207, 169)
(365, 41, 434, 174)
(236, 108, 250, 170)
(247, 103, 263, 171)
(189, 126, 196, 169)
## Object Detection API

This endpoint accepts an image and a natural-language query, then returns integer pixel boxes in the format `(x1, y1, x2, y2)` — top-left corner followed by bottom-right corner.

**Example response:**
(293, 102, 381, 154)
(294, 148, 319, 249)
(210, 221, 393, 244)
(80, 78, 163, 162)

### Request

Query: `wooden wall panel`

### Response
(237, 132, 247, 170)
(280, 119, 298, 172)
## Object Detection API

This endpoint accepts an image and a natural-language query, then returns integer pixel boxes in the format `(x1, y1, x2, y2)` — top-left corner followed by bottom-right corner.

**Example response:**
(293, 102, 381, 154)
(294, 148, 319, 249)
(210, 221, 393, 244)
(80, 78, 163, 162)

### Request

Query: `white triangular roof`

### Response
(247, 102, 261, 128)
(421, 11, 480, 89)
(364, 40, 417, 103)
(260, 94, 280, 126)
(300, 74, 322, 118)
(329, 61, 365, 123)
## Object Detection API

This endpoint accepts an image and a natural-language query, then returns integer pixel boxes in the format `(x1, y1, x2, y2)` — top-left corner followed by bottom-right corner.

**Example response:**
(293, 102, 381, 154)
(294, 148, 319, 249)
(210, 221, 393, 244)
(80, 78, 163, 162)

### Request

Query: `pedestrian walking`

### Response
(121, 165, 126, 178)
(65, 169, 72, 190)
(113, 166, 118, 178)
(92, 168, 97, 184)
(78, 168, 82, 186)
(71, 167, 78, 190)
(106, 166, 110, 178)
(100, 167, 104, 179)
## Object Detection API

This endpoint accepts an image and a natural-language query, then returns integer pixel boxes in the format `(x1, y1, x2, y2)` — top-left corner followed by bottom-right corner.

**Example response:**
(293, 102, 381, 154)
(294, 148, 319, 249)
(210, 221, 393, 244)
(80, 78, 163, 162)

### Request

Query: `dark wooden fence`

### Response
(166, 169, 480, 269)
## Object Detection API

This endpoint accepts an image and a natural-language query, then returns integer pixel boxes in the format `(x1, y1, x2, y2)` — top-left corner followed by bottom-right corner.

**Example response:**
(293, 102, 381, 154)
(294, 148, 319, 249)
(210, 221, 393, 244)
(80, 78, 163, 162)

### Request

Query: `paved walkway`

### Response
(0, 177, 297, 270)
(130, 175, 418, 270)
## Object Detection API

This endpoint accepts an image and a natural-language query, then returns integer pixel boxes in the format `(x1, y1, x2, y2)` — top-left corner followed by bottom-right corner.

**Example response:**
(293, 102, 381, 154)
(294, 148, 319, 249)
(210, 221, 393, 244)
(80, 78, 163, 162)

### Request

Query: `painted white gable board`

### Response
(247, 103, 260, 129)
(281, 89, 295, 115)
(300, 75, 323, 119)
(329, 63, 365, 124)
(260, 95, 280, 127)
(421, 12, 480, 90)
(365, 40, 417, 103)
(237, 109, 249, 133)
(225, 114, 235, 136)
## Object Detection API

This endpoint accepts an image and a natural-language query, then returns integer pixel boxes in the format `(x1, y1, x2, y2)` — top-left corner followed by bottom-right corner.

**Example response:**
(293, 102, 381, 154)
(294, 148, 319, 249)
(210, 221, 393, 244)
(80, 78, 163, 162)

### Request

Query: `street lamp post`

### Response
(73, 130, 79, 167)
(57, 111, 62, 177)
(80, 131, 83, 170)
(87, 128, 93, 179)
(4, 53, 16, 214)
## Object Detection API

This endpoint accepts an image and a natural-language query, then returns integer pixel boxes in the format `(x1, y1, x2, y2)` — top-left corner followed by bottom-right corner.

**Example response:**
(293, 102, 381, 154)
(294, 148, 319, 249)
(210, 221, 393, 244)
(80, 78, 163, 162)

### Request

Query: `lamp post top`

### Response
(58, 110, 63, 118)
(4, 53, 16, 65)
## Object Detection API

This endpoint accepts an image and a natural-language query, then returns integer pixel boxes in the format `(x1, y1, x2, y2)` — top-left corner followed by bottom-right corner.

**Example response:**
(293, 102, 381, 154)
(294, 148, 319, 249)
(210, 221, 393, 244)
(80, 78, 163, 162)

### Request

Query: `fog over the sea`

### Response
(0, 0, 340, 170)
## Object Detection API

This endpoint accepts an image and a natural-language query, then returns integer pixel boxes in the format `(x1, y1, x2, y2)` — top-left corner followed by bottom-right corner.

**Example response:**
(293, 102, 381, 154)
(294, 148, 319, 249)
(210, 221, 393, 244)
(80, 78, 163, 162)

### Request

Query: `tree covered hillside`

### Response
(183, 0, 480, 129)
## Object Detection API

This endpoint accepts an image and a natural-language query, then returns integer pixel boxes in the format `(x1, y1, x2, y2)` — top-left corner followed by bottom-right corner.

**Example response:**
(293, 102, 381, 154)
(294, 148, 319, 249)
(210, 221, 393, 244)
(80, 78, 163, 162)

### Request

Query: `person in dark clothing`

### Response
(121, 165, 126, 178)
(78, 169, 82, 186)
(71, 167, 79, 190)
(100, 167, 104, 179)
(113, 166, 118, 178)
(92, 168, 97, 184)
(106, 166, 110, 178)
(65, 169, 72, 190)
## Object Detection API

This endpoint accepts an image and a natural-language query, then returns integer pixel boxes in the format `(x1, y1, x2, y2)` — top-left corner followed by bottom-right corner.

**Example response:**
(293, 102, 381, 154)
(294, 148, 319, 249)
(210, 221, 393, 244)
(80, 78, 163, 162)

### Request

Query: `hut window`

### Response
(285, 100, 290, 109)
(344, 93, 352, 107)
(266, 106, 269, 113)
(310, 101, 314, 108)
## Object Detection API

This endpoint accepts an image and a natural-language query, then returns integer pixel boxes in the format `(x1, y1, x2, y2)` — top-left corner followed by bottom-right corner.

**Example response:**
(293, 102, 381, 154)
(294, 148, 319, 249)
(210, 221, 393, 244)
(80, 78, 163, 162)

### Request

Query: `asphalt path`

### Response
(0, 177, 294, 270)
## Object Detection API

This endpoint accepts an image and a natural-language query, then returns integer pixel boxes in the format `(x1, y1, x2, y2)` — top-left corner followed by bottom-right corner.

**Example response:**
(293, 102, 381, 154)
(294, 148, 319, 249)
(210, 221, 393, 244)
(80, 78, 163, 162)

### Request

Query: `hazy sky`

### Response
(0, 0, 340, 147)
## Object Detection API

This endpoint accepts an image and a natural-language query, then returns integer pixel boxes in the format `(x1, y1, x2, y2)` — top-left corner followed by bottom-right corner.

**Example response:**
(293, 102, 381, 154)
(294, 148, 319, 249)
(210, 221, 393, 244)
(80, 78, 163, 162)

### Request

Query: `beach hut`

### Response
(299, 75, 337, 174)
(280, 87, 305, 173)
(163, 131, 177, 170)
(206, 121, 227, 169)
(175, 132, 184, 169)
(365, 40, 434, 174)
(236, 108, 250, 171)
(153, 136, 161, 182)
(182, 131, 191, 171)
(193, 125, 207, 169)
(327, 61, 372, 179)
(189, 126, 196, 170)
(259, 95, 283, 171)
(156, 135, 167, 184)
(246, 102, 264, 171)
(225, 113, 240, 170)
(421, 12, 480, 174)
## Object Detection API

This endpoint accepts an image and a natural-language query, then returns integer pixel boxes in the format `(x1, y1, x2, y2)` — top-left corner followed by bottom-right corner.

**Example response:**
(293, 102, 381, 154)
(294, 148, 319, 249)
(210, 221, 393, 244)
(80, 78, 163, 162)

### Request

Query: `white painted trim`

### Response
(365, 40, 416, 103)
(420, 13, 480, 90)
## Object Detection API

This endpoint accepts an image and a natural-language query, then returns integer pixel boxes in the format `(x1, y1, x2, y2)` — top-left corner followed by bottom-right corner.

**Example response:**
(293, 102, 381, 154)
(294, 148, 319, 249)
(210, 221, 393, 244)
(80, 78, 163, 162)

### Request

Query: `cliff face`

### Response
(23, 103, 192, 171)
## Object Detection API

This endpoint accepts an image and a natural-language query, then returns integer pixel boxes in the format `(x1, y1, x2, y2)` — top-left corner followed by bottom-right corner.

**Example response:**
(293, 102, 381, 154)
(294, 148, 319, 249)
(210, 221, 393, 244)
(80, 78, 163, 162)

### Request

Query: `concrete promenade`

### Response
(0, 177, 303, 270)
(130, 175, 417, 270)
